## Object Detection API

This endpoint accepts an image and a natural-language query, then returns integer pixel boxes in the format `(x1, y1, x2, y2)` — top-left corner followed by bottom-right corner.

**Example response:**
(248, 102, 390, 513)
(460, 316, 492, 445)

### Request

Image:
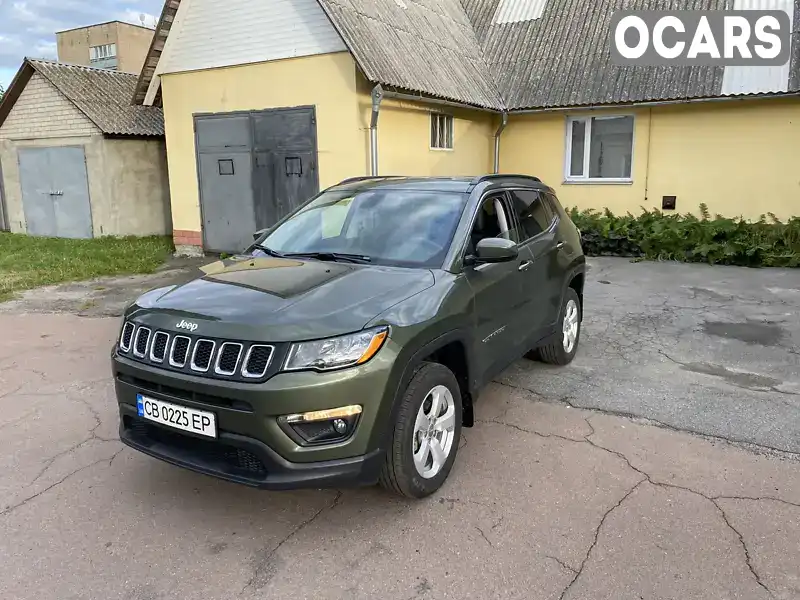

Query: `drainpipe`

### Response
(493, 112, 508, 174)
(370, 84, 384, 176)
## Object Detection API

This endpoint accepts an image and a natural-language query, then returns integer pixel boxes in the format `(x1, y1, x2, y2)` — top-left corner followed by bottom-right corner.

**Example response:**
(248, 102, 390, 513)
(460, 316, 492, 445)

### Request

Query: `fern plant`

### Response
(569, 207, 800, 268)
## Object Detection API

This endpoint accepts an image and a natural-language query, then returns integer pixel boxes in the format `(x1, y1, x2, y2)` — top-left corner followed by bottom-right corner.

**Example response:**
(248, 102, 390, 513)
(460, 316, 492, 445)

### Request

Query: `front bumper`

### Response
(113, 341, 402, 489)
(119, 406, 383, 489)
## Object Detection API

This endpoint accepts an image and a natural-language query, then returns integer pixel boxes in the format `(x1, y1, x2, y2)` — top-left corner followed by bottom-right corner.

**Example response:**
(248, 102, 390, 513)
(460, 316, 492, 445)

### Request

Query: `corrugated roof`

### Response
(134, 0, 800, 110)
(280, 0, 504, 110)
(469, 0, 800, 110)
(0, 59, 164, 136)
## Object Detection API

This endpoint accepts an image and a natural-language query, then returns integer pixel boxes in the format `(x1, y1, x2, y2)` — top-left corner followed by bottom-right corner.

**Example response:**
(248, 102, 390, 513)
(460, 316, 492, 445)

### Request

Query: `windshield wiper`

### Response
(282, 251, 372, 264)
(252, 244, 285, 258)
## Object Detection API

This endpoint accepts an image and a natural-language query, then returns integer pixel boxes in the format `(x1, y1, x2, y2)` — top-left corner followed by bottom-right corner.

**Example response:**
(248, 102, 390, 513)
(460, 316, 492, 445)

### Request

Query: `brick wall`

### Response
(173, 229, 202, 247)
(0, 73, 100, 140)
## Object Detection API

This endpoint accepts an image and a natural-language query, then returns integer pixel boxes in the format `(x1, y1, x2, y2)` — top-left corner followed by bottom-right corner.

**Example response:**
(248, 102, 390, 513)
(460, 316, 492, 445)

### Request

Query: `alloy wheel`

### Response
(562, 299, 579, 353)
(412, 385, 456, 479)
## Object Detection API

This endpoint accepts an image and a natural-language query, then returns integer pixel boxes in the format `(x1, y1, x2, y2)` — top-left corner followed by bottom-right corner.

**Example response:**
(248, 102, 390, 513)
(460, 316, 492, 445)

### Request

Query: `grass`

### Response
(0, 233, 174, 301)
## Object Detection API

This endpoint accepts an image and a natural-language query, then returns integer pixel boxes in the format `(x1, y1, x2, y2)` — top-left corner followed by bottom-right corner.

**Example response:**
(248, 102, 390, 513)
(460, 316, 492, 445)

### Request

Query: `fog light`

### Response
(281, 405, 362, 446)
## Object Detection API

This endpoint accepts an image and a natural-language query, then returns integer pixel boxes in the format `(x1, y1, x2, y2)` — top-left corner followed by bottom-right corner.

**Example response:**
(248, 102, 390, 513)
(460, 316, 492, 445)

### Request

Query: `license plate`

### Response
(137, 394, 217, 438)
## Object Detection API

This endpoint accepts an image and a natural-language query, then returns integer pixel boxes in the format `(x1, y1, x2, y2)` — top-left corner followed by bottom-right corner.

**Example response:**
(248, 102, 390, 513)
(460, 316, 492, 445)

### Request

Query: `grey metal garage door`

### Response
(195, 107, 319, 254)
(18, 146, 92, 239)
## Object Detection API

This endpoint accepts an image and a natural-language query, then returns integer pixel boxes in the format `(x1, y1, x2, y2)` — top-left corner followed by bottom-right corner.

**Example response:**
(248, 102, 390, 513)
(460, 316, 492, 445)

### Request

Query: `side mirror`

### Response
(472, 238, 518, 264)
(252, 228, 268, 241)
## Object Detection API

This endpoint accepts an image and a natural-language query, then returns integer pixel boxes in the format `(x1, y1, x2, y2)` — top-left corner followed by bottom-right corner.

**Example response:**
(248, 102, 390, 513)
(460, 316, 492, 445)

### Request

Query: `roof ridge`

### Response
(26, 57, 140, 80)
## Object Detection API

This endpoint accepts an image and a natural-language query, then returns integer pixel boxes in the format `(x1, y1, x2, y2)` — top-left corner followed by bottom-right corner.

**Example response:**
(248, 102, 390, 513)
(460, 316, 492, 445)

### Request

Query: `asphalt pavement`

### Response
(0, 257, 798, 600)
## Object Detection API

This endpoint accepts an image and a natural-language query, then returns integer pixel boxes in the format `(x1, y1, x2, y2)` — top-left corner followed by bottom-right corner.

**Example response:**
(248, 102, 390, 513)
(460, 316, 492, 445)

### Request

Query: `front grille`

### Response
(125, 417, 267, 477)
(243, 345, 273, 378)
(150, 332, 169, 363)
(170, 336, 191, 367)
(215, 342, 242, 376)
(119, 321, 284, 383)
(191, 340, 215, 372)
(120, 322, 135, 352)
(133, 327, 151, 358)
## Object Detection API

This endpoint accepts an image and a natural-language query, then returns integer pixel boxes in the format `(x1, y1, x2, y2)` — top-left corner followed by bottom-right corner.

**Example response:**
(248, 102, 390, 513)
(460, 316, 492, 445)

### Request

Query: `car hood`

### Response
(129, 255, 435, 341)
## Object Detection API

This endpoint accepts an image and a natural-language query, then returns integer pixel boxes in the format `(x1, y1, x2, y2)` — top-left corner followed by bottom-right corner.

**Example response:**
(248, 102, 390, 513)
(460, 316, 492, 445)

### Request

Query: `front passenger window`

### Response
(509, 190, 552, 241)
(468, 196, 515, 255)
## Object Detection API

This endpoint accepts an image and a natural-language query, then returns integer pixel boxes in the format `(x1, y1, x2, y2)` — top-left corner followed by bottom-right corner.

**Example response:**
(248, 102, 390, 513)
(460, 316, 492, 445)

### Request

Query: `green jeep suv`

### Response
(113, 175, 586, 498)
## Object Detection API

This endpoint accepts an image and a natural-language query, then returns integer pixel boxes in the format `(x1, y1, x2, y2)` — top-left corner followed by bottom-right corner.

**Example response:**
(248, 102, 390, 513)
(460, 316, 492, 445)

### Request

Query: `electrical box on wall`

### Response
(662, 196, 677, 211)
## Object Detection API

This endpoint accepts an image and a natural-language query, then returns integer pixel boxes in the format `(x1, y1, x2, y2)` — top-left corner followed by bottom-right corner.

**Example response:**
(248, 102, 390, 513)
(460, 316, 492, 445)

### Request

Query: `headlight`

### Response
(284, 327, 389, 372)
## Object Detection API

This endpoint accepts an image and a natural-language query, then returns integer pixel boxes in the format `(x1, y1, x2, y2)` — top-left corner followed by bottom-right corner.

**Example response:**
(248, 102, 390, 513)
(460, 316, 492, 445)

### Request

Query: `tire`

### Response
(530, 288, 582, 366)
(379, 362, 462, 499)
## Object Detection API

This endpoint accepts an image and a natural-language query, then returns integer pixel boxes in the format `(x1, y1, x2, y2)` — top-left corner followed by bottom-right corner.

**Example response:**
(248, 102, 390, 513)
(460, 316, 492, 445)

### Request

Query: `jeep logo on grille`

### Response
(176, 320, 199, 332)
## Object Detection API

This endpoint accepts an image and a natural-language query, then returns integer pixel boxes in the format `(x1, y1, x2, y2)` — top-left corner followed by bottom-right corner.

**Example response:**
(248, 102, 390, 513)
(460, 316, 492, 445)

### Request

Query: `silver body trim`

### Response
(149, 331, 170, 363)
(132, 327, 152, 358)
(169, 335, 192, 368)
(190, 339, 216, 373)
(214, 342, 243, 376)
(242, 344, 275, 378)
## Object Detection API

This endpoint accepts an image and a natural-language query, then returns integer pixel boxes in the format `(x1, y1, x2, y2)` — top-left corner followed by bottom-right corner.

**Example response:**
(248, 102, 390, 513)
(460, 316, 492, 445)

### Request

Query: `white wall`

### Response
(158, 0, 347, 75)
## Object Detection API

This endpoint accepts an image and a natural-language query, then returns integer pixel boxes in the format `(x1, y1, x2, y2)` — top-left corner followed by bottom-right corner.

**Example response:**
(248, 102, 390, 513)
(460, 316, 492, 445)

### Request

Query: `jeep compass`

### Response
(113, 175, 586, 498)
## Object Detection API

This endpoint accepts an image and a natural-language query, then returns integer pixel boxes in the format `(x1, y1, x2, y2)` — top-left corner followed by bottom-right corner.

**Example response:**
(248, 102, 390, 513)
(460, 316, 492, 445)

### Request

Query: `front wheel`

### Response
(530, 288, 582, 365)
(379, 362, 462, 499)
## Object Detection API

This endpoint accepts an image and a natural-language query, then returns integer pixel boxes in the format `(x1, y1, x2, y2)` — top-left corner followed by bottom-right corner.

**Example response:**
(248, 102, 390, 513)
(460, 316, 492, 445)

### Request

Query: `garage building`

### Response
(0, 59, 171, 238)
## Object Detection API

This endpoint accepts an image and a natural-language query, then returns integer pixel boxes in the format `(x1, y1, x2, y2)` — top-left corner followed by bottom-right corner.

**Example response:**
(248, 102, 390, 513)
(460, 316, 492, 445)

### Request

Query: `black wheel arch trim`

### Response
(365, 329, 476, 452)
(561, 260, 587, 319)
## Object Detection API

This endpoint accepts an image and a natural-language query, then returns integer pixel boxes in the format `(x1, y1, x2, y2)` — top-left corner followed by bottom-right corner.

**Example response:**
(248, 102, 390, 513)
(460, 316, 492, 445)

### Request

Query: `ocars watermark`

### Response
(611, 11, 791, 66)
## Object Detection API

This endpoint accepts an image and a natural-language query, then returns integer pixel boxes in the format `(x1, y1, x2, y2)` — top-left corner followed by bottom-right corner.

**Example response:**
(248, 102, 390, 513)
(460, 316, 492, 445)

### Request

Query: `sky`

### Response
(0, 0, 163, 89)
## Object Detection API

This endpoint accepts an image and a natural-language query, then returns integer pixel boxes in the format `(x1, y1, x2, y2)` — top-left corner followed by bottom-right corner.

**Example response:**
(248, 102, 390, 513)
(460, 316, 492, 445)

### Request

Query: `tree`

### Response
(0, 84, 4, 101)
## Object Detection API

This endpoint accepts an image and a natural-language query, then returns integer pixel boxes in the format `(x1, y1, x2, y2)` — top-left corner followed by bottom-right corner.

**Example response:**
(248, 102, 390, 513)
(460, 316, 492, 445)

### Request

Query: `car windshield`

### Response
(253, 188, 469, 268)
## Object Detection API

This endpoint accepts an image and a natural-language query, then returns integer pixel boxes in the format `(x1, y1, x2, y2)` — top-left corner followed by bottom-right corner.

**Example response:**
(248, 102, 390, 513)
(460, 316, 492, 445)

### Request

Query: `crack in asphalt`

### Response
(475, 526, 493, 548)
(545, 555, 579, 575)
(1, 449, 123, 517)
(583, 423, 778, 598)
(240, 490, 343, 595)
(711, 498, 774, 598)
(0, 409, 35, 431)
(492, 379, 800, 461)
(28, 395, 116, 487)
(479, 412, 789, 599)
(558, 479, 647, 600)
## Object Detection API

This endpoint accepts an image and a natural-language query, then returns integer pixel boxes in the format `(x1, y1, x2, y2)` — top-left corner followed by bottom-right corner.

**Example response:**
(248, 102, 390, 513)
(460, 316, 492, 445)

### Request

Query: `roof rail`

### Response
(469, 174, 542, 186)
(337, 175, 405, 185)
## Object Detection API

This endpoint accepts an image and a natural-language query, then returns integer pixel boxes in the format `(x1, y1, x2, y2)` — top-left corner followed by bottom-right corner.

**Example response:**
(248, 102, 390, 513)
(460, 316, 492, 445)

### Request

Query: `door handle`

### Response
(555, 241, 566, 249)
(518, 261, 532, 272)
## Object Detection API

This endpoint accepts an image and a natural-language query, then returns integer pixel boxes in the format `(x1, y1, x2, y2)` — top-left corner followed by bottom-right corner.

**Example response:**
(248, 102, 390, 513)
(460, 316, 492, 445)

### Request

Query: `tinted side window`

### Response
(508, 190, 552, 241)
(467, 195, 517, 255)
(543, 191, 563, 216)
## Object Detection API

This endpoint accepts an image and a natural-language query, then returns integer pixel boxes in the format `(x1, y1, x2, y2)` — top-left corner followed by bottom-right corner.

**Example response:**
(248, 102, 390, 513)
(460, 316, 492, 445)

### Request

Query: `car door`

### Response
(507, 189, 562, 344)
(463, 193, 527, 384)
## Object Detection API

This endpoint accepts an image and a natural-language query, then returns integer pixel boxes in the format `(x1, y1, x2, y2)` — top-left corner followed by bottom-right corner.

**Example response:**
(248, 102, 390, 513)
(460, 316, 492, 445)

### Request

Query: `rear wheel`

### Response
(529, 287, 582, 365)
(379, 362, 462, 499)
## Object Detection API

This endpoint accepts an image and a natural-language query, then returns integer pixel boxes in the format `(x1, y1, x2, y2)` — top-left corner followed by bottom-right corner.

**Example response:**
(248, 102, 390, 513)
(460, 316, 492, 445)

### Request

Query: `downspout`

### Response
(493, 112, 508, 174)
(370, 84, 384, 176)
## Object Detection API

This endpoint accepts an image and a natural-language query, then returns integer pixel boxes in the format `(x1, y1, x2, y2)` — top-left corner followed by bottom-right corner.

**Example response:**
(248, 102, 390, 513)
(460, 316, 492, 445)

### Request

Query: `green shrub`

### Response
(568, 205, 800, 268)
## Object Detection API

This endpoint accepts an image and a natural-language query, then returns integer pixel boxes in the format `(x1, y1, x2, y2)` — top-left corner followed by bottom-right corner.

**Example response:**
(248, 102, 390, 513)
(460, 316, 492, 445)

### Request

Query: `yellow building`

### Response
(134, 0, 800, 254)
